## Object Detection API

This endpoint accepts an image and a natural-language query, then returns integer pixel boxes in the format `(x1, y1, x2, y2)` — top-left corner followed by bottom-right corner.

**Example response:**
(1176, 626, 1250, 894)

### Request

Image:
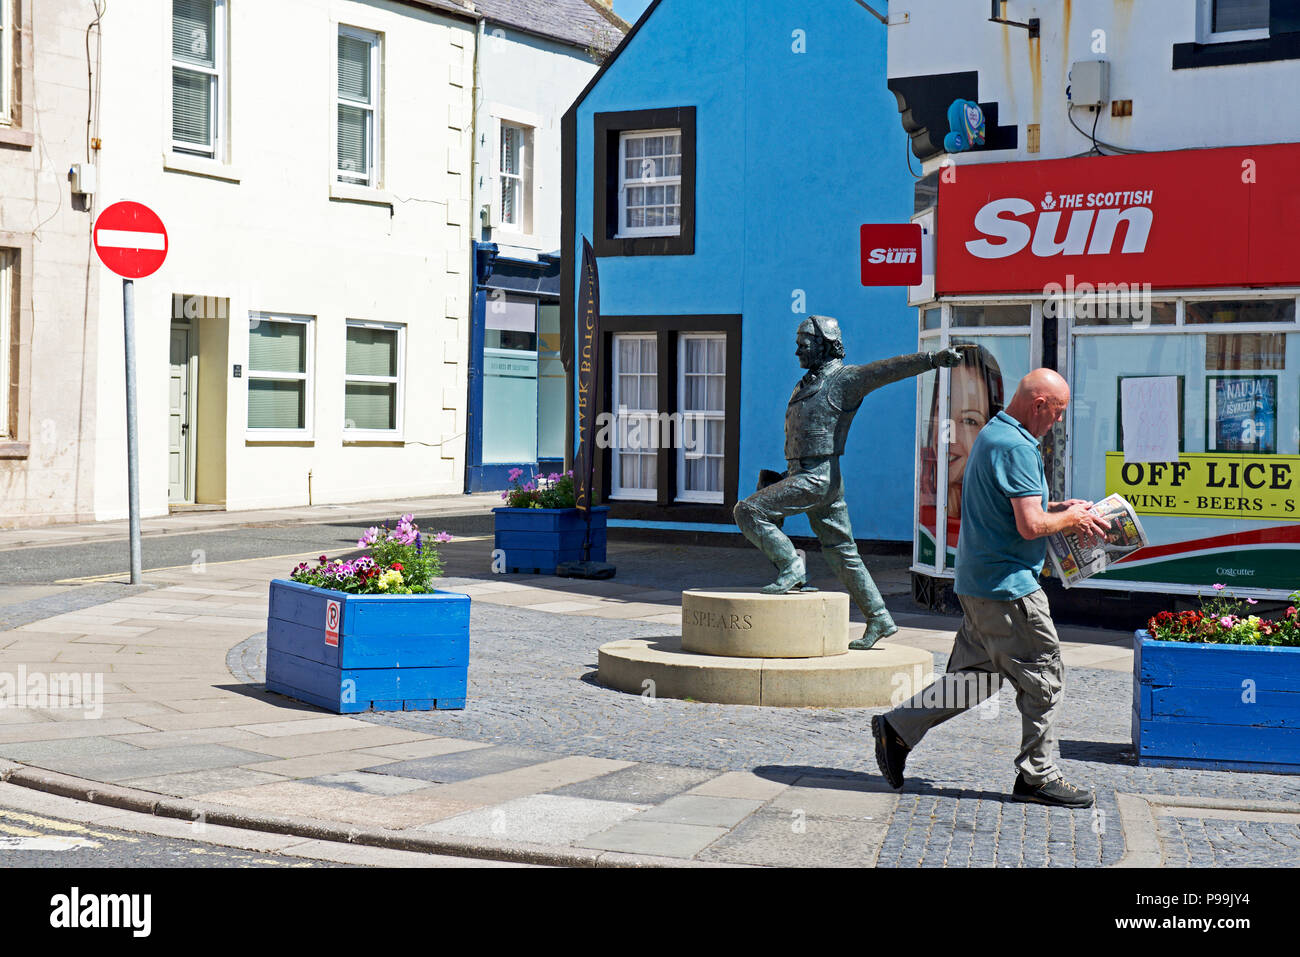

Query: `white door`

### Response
(168, 325, 193, 503)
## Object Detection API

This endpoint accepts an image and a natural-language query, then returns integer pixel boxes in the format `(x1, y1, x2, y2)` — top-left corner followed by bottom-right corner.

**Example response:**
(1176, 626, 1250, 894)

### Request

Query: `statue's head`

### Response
(795, 315, 846, 369)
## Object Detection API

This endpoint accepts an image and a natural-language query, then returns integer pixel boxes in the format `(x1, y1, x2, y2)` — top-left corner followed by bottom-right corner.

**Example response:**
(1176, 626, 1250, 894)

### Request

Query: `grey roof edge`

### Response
(392, 0, 479, 24)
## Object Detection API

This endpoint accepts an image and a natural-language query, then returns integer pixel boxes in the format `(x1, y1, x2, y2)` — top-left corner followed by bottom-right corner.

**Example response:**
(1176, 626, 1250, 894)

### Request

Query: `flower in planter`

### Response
(501, 468, 578, 510)
(1147, 585, 1300, 647)
(290, 515, 450, 595)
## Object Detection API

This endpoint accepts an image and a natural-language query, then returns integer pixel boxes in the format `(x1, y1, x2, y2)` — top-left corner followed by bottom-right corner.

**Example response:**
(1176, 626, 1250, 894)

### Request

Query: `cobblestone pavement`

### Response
(231, 591, 1300, 867)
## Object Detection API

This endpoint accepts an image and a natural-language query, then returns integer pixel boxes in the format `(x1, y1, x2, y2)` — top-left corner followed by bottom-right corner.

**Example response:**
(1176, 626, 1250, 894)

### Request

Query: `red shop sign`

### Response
(936, 143, 1300, 295)
(860, 223, 923, 286)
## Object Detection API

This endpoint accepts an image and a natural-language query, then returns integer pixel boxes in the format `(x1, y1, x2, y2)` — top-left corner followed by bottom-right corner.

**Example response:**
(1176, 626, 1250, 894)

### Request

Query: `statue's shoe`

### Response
(849, 613, 898, 650)
(760, 556, 807, 594)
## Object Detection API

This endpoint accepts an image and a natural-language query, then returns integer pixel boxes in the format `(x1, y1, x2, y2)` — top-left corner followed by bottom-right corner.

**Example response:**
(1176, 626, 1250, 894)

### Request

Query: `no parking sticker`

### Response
(325, 600, 341, 646)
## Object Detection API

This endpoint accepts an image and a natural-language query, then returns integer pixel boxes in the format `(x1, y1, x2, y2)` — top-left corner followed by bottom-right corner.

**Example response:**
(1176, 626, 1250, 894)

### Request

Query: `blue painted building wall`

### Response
(569, 0, 920, 541)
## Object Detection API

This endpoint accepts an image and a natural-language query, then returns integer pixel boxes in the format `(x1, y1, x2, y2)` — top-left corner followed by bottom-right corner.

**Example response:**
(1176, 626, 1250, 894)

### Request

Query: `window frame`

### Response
(596, 316, 741, 523)
(676, 332, 726, 504)
(609, 332, 659, 501)
(0, 0, 10, 126)
(246, 313, 314, 440)
(170, 0, 227, 161)
(343, 319, 404, 440)
(335, 24, 381, 189)
(593, 107, 696, 257)
(1201, 0, 1271, 43)
(616, 128, 683, 240)
(0, 250, 9, 437)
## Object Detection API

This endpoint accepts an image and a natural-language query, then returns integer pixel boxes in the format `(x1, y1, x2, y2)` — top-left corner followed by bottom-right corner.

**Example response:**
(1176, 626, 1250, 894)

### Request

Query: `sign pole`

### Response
(93, 200, 168, 585)
(122, 277, 142, 584)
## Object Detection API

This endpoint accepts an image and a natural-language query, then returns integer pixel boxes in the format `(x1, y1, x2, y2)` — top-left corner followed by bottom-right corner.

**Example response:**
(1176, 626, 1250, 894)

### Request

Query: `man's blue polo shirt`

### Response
(954, 410, 1049, 601)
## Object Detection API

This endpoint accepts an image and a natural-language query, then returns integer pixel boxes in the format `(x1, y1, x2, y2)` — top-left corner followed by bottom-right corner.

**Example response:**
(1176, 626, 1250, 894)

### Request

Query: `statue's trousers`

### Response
(732, 456, 894, 627)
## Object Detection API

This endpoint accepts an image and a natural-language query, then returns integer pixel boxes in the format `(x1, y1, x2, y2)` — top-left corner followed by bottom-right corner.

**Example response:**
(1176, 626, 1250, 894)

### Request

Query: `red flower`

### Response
(391, 562, 404, 571)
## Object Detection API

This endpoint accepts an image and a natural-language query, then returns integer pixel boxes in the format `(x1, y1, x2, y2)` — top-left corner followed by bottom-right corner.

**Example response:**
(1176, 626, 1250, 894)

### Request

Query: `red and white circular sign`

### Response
(94, 201, 168, 279)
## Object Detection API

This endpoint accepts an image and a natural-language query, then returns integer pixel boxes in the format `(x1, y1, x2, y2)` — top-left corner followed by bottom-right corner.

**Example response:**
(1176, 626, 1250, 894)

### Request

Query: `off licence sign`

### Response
(94, 201, 168, 279)
(1106, 452, 1300, 521)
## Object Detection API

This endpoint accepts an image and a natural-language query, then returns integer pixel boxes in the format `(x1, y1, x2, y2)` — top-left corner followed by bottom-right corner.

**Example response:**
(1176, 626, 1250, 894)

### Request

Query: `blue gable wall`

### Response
(571, 0, 920, 541)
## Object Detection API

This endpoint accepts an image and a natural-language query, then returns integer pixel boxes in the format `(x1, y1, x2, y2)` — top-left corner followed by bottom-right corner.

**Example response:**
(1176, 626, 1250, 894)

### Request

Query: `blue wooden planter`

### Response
(492, 506, 608, 574)
(1133, 630, 1300, 774)
(265, 579, 469, 714)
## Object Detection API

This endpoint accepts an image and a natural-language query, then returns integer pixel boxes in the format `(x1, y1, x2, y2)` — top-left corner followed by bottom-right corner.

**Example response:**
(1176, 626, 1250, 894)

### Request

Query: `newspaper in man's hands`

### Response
(1046, 493, 1150, 588)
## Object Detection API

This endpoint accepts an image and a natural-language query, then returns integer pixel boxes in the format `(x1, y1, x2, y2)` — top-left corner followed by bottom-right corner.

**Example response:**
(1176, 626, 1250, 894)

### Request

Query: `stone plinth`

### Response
(681, 588, 850, 658)
(597, 636, 933, 708)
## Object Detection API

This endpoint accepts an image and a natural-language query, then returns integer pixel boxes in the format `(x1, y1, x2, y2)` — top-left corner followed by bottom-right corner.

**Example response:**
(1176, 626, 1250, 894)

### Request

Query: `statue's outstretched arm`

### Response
(840, 348, 963, 406)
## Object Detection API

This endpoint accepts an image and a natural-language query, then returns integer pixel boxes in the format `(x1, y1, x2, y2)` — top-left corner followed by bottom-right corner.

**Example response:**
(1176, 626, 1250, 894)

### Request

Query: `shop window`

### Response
(949, 304, 1032, 327)
(344, 322, 402, 434)
(1184, 298, 1297, 324)
(247, 315, 312, 434)
(917, 334, 1031, 571)
(593, 107, 696, 257)
(482, 294, 538, 464)
(537, 303, 566, 461)
(1072, 301, 1176, 327)
(921, 307, 942, 331)
(172, 0, 227, 160)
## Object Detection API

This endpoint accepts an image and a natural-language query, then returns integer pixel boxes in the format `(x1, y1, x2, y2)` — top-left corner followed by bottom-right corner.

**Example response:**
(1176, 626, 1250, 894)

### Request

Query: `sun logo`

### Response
(1041, 192, 1057, 210)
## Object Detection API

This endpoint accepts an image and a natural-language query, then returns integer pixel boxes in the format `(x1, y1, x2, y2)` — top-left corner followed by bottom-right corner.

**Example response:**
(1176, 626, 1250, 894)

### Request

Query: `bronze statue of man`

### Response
(733, 316, 964, 649)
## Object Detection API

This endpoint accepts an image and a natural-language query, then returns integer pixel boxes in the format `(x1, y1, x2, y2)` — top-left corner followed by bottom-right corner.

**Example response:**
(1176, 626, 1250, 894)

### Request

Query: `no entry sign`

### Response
(94, 201, 168, 279)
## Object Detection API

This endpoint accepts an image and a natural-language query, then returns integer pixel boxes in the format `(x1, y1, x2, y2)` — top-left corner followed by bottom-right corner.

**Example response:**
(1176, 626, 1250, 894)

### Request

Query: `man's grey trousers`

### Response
(883, 588, 1065, 786)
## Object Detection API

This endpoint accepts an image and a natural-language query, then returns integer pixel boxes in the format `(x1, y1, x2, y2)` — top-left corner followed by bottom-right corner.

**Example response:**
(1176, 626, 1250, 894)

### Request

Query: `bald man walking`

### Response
(873, 369, 1110, 808)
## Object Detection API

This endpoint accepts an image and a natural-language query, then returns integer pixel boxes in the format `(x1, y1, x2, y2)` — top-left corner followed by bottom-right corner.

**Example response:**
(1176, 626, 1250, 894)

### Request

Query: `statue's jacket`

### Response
(783, 353, 934, 461)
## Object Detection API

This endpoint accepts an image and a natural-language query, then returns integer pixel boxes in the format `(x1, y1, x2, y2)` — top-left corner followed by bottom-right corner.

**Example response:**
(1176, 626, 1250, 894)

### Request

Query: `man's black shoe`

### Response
(1011, 773, 1094, 808)
(872, 714, 909, 790)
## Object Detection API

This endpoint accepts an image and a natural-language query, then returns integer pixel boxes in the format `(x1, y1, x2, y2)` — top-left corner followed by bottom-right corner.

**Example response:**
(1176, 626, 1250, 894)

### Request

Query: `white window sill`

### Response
(609, 492, 657, 501)
(245, 432, 314, 444)
(164, 152, 241, 183)
(343, 433, 404, 443)
(330, 181, 393, 206)
(676, 494, 724, 505)
(1202, 28, 1269, 44)
(614, 229, 682, 240)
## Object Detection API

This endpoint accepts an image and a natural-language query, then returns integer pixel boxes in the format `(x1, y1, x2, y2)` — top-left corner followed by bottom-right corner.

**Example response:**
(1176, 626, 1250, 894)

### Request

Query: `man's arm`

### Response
(1012, 496, 1111, 544)
(839, 348, 963, 407)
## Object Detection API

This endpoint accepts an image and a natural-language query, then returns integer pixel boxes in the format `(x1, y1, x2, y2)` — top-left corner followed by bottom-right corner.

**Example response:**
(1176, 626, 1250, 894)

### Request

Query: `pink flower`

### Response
(434, 532, 453, 543)
(1219, 616, 1234, 628)
(1247, 598, 1258, 605)
(500, 491, 508, 500)
(1212, 583, 1226, 591)
(508, 467, 524, 482)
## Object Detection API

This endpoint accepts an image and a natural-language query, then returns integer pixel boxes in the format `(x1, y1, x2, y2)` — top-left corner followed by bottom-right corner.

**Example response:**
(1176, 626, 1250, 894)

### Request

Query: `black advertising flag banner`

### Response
(576, 238, 600, 514)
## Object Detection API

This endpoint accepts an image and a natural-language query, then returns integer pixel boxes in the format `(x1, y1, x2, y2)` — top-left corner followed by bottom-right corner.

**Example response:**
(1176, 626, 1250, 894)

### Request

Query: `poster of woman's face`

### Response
(920, 343, 1006, 548)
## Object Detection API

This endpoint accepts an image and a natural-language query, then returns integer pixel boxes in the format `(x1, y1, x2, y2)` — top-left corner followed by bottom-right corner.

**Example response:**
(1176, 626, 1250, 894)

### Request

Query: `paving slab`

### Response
(0, 737, 142, 763)
(367, 745, 565, 783)
(231, 726, 432, 759)
(697, 808, 891, 867)
(549, 763, 720, 804)
(240, 752, 401, 778)
(305, 770, 438, 796)
(16, 743, 275, 784)
(236, 716, 372, 737)
(770, 776, 900, 821)
(107, 727, 263, 750)
(355, 738, 493, 761)
(120, 766, 290, 797)
(687, 770, 799, 801)
(424, 793, 649, 845)
(577, 819, 729, 858)
(424, 757, 634, 806)
(638, 794, 765, 828)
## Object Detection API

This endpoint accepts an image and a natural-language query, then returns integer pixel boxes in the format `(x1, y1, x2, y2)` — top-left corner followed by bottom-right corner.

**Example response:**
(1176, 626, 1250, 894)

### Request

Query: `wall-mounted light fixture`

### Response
(989, 1, 1040, 38)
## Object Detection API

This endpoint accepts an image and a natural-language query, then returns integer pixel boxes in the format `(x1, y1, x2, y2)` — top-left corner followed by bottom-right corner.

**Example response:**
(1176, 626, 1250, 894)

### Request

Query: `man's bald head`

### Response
(1006, 368, 1070, 438)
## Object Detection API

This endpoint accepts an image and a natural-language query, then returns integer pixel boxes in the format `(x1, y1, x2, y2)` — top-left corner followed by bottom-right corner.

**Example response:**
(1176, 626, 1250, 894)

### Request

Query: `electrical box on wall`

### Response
(1068, 60, 1109, 107)
(70, 163, 96, 195)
